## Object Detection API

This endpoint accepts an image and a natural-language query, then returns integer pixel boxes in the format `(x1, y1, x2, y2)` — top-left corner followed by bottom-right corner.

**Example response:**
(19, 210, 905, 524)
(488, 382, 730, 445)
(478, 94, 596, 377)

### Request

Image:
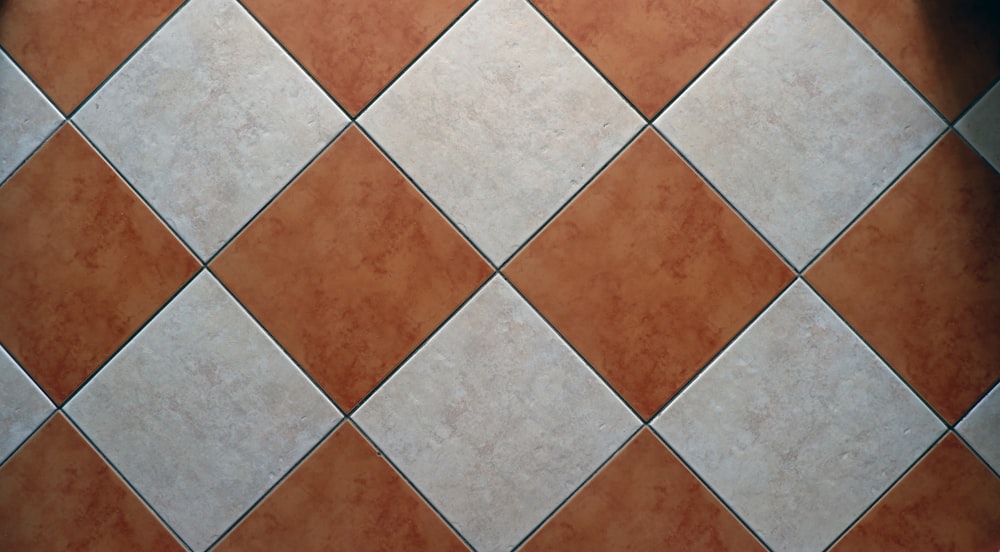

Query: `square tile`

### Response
(957, 80, 1000, 172)
(355, 277, 639, 551)
(506, 129, 791, 418)
(359, 0, 643, 264)
(0, 348, 53, 462)
(958, 383, 1000, 474)
(65, 273, 340, 551)
(653, 281, 943, 551)
(74, 0, 348, 259)
(0, 51, 62, 182)
(0, 125, 199, 403)
(656, 0, 944, 268)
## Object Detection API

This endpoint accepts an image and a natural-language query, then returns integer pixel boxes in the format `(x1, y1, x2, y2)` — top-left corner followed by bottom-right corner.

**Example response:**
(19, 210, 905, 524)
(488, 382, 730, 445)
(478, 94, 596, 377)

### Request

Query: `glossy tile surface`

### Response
(656, 0, 943, 268)
(360, 0, 643, 263)
(808, 133, 1000, 423)
(958, 384, 1000, 473)
(0, 125, 199, 403)
(213, 127, 491, 410)
(65, 273, 339, 551)
(0, 51, 62, 182)
(74, 0, 348, 259)
(356, 277, 639, 552)
(215, 423, 468, 552)
(957, 81, 1000, 171)
(653, 282, 943, 551)
(0, 348, 53, 462)
(506, 130, 792, 418)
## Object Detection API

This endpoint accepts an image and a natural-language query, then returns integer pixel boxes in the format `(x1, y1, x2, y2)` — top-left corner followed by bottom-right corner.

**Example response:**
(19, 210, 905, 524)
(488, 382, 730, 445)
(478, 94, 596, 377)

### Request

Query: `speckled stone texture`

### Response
(655, 0, 944, 268)
(0, 348, 53, 462)
(73, 0, 347, 259)
(958, 384, 1000, 473)
(653, 281, 944, 552)
(359, 0, 643, 264)
(0, 52, 62, 182)
(65, 272, 339, 551)
(355, 277, 639, 552)
(957, 81, 1000, 171)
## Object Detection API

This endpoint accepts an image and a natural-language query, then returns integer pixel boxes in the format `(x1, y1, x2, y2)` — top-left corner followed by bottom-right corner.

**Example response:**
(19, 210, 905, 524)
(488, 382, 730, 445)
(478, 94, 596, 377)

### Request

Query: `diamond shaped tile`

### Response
(359, 0, 643, 264)
(957, 80, 1000, 172)
(653, 281, 943, 551)
(0, 125, 199, 403)
(73, 0, 348, 259)
(0, 51, 62, 182)
(506, 129, 791, 419)
(831, 434, 1000, 551)
(355, 277, 639, 551)
(212, 126, 491, 411)
(0, 414, 183, 551)
(214, 422, 468, 552)
(829, 0, 1000, 120)
(655, 0, 944, 268)
(521, 429, 764, 551)
(533, 0, 770, 117)
(0, 348, 52, 462)
(958, 384, 1000, 473)
(65, 273, 339, 551)
(807, 132, 1000, 423)
(0, 0, 182, 112)
(241, 0, 471, 114)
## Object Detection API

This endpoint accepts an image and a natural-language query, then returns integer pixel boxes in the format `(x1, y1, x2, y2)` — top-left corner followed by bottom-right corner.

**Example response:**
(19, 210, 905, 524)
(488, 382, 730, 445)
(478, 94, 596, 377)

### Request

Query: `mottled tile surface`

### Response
(65, 273, 339, 551)
(0, 51, 62, 182)
(0, 125, 199, 403)
(653, 281, 943, 551)
(359, 0, 643, 264)
(656, 0, 943, 268)
(506, 130, 791, 418)
(957, 81, 1000, 171)
(74, 0, 348, 259)
(214, 423, 468, 552)
(355, 277, 639, 552)
(958, 384, 1000, 473)
(0, 348, 53, 462)
(521, 429, 764, 551)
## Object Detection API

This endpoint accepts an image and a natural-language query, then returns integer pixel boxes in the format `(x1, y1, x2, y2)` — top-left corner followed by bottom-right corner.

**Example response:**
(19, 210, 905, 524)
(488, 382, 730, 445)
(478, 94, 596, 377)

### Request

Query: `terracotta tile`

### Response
(215, 423, 467, 552)
(242, 0, 471, 114)
(521, 429, 763, 551)
(533, 0, 770, 118)
(832, 434, 1000, 552)
(828, 0, 1000, 119)
(505, 129, 792, 418)
(807, 132, 1000, 422)
(0, 0, 182, 112)
(211, 126, 491, 411)
(0, 125, 200, 403)
(0, 414, 182, 551)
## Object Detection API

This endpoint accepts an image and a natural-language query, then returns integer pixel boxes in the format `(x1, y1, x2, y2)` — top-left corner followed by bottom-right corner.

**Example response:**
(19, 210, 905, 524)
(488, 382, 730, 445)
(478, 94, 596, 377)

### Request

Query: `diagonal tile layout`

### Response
(0, 51, 62, 183)
(958, 384, 1000, 474)
(957, 80, 1000, 172)
(0, 348, 53, 463)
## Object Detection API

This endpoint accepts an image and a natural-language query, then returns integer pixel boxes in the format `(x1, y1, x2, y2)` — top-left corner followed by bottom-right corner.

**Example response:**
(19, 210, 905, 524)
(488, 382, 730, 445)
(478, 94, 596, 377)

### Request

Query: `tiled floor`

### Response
(1, 0, 998, 550)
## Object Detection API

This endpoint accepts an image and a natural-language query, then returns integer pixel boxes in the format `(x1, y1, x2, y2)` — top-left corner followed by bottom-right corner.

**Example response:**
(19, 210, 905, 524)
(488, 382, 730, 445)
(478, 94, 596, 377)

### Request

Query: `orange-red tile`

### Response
(215, 423, 467, 552)
(505, 129, 792, 419)
(212, 126, 491, 411)
(0, 0, 182, 112)
(0, 414, 182, 551)
(832, 434, 1000, 551)
(829, 0, 1000, 120)
(533, 0, 770, 118)
(242, 0, 471, 114)
(807, 133, 1000, 423)
(521, 429, 763, 551)
(0, 125, 199, 403)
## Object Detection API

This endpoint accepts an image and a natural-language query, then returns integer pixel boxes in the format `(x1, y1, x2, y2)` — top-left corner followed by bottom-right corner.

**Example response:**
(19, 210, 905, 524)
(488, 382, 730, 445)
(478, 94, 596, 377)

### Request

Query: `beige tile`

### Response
(0, 348, 53, 462)
(0, 51, 61, 182)
(958, 383, 1000, 473)
(957, 81, 1000, 172)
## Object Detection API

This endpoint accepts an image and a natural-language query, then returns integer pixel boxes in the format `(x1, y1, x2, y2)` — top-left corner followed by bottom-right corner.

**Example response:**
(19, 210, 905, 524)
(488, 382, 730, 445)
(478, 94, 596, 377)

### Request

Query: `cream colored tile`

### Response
(957, 81, 1000, 172)
(0, 51, 62, 183)
(958, 383, 1000, 473)
(0, 347, 53, 462)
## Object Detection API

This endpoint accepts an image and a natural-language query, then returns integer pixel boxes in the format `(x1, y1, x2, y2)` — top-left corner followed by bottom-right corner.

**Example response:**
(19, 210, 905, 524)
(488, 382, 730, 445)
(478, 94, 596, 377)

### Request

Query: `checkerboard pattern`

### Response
(2, 1, 998, 550)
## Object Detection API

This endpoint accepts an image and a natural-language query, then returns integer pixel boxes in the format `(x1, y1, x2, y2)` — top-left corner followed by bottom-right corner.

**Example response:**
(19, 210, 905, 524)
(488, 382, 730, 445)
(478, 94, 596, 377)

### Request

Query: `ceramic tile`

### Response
(832, 434, 1000, 551)
(533, 0, 770, 117)
(958, 384, 1000, 473)
(655, 0, 944, 268)
(0, 125, 199, 403)
(506, 130, 791, 419)
(653, 281, 944, 552)
(359, 0, 643, 264)
(807, 133, 1000, 423)
(0, 0, 182, 112)
(73, 0, 348, 259)
(242, 0, 471, 114)
(521, 429, 764, 551)
(65, 273, 339, 551)
(214, 423, 468, 552)
(0, 348, 53, 462)
(355, 277, 639, 552)
(829, 0, 1000, 120)
(212, 127, 491, 411)
(957, 81, 1000, 172)
(0, 51, 62, 182)
(0, 414, 183, 551)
